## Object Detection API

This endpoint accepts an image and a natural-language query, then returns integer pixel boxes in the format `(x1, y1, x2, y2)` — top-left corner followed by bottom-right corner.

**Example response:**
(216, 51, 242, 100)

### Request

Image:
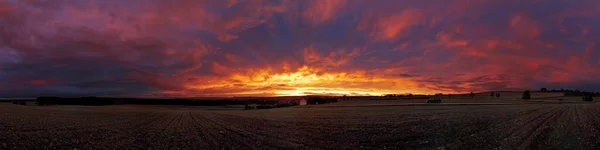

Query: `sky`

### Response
(1, 0, 600, 98)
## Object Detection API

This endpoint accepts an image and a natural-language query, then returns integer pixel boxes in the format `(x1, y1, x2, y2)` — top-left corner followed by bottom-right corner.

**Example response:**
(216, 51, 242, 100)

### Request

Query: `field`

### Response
(1, 93, 600, 149)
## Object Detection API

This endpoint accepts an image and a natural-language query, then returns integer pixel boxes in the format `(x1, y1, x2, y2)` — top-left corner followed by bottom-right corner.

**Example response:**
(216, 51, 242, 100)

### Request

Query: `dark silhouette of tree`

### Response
(522, 90, 531, 100)
(448, 94, 453, 97)
(469, 92, 475, 98)
(496, 93, 500, 98)
(490, 92, 495, 98)
(540, 88, 547, 92)
(583, 93, 594, 101)
(384, 94, 393, 99)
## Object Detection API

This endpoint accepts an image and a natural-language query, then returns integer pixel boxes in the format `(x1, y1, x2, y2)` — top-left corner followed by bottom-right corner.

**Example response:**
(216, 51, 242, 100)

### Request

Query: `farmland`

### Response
(1, 94, 600, 149)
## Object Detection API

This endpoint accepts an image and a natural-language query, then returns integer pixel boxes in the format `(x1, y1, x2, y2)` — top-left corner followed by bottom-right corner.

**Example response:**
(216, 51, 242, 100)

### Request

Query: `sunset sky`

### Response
(1, 0, 600, 98)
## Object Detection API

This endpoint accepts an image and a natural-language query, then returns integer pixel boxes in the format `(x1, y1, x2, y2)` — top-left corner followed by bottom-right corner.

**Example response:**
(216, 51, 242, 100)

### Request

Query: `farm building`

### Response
(297, 98, 307, 105)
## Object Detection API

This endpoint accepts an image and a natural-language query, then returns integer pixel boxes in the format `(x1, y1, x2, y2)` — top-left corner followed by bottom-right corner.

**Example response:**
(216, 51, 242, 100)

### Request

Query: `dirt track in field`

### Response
(1, 102, 600, 149)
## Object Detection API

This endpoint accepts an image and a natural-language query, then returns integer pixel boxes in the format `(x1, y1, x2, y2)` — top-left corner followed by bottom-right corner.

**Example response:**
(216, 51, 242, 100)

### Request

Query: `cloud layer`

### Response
(1, 0, 600, 97)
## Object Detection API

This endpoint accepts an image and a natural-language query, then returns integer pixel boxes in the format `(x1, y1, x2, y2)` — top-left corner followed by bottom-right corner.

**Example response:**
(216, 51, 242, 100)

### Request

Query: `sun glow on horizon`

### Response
(180, 65, 443, 97)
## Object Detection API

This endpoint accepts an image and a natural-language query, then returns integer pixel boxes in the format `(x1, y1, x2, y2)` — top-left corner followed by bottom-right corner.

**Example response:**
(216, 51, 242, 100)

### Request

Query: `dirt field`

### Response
(1, 97, 600, 149)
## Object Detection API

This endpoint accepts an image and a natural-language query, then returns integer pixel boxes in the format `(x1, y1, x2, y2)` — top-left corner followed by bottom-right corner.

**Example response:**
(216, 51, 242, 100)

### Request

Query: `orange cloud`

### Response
(211, 61, 229, 75)
(0, 1, 15, 17)
(510, 14, 540, 39)
(436, 31, 469, 47)
(365, 9, 426, 41)
(224, 52, 245, 63)
(303, 46, 363, 68)
(303, 45, 322, 63)
(217, 34, 238, 42)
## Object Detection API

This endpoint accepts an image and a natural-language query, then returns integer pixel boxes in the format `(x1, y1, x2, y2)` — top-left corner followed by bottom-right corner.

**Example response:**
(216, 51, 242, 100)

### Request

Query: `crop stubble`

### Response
(2, 103, 600, 149)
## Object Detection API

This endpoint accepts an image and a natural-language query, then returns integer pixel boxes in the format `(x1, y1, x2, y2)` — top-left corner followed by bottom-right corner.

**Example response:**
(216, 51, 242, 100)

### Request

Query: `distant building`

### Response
(297, 98, 307, 105)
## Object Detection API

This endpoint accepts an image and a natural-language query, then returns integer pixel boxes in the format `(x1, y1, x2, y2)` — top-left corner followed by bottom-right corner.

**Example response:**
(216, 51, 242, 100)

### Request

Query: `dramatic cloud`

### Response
(1, 0, 600, 97)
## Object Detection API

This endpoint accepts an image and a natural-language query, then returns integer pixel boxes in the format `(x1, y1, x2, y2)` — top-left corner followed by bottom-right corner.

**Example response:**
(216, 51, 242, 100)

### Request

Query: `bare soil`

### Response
(1, 99, 599, 149)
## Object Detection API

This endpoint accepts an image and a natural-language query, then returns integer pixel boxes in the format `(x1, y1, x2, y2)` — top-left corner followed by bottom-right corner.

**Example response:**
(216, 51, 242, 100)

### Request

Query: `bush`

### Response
(306, 96, 338, 104)
(12, 101, 26, 105)
(583, 94, 594, 102)
(522, 90, 531, 100)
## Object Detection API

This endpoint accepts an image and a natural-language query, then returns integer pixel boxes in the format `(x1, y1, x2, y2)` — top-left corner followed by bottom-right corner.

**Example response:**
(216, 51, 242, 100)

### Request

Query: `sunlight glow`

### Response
(183, 65, 439, 97)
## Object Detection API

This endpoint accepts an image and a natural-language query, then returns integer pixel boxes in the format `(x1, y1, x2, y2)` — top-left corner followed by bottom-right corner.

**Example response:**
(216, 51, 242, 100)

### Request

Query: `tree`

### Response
(583, 93, 594, 102)
(540, 88, 547, 92)
(496, 93, 500, 98)
(522, 90, 531, 100)
(469, 92, 475, 97)
(490, 92, 495, 97)
(384, 94, 394, 99)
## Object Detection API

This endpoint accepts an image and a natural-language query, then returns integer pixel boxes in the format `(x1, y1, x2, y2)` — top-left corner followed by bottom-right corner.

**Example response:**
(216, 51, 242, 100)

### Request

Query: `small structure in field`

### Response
(297, 98, 307, 105)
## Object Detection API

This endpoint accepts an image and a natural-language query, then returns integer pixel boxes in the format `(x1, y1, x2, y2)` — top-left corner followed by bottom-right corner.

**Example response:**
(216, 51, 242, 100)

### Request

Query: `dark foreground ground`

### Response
(1, 99, 600, 149)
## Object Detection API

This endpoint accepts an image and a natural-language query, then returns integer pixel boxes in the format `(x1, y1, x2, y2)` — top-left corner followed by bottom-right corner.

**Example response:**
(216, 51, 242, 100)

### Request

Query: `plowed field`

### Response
(1, 101, 600, 149)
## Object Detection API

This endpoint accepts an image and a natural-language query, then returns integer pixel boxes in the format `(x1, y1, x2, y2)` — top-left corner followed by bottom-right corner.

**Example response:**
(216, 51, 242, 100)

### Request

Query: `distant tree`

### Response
(496, 93, 500, 98)
(385, 94, 393, 99)
(583, 93, 594, 102)
(469, 92, 475, 98)
(540, 88, 547, 92)
(522, 90, 531, 100)
(490, 92, 495, 98)
(448, 94, 453, 97)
